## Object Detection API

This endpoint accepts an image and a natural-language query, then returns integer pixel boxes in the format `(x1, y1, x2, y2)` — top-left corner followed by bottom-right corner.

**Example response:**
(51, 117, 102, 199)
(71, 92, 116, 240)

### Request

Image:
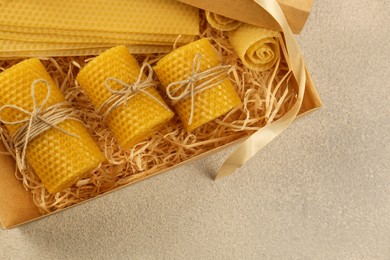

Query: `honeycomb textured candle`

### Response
(154, 39, 241, 131)
(76, 46, 174, 148)
(0, 59, 105, 194)
(229, 24, 281, 72)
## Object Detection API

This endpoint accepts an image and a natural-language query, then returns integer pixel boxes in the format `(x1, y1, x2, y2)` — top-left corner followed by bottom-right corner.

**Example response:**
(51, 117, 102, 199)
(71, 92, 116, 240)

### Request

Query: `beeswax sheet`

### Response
(0, 46, 175, 59)
(0, 25, 196, 45)
(0, 0, 199, 35)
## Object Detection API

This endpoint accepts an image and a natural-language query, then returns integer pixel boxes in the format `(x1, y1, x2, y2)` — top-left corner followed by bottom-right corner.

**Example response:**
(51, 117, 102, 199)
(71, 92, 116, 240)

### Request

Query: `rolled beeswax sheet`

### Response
(154, 39, 241, 132)
(76, 46, 174, 149)
(205, 11, 242, 31)
(229, 24, 281, 72)
(0, 59, 105, 194)
(0, 0, 199, 35)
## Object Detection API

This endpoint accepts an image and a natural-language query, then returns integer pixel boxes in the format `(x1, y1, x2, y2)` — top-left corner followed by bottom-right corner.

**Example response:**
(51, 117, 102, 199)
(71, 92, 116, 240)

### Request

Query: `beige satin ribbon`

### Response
(215, 0, 307, 179)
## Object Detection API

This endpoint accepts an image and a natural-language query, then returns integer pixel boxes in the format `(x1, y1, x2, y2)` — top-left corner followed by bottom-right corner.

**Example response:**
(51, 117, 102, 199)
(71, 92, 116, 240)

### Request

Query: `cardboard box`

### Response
(0, 0, 322, 229)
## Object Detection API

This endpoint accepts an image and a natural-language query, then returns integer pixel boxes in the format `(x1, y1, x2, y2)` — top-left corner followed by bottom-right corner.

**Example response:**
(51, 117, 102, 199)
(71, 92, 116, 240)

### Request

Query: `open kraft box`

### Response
(0, 0, 322, 229)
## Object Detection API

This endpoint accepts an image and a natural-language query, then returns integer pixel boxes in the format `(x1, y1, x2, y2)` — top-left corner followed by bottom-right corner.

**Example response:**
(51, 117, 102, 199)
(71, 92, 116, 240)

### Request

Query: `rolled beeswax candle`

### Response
(205, 11, 242, 32)
(154, 39, 241, 131)
(0, 59, 105, 194)
(229, 24, 281, 72)
(76, 46, 174, 148)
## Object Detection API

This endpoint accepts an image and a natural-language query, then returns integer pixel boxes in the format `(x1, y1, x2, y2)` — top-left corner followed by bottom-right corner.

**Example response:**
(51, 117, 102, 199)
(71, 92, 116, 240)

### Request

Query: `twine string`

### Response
(98, 63, 170, 122)
(166, 53, 230, 125)
(0, 79, 80, 171)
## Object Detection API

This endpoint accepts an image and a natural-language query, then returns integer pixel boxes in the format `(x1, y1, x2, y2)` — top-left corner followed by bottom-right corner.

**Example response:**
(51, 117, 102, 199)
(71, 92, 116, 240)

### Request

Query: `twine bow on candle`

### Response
(98, 62, 170, 122)
(166, 53, 231, 125)
(0, 79, 80, 172)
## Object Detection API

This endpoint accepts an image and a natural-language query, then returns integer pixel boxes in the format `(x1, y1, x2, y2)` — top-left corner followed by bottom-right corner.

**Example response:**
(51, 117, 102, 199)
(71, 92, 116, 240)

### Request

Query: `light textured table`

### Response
(1, 0, 389, 259)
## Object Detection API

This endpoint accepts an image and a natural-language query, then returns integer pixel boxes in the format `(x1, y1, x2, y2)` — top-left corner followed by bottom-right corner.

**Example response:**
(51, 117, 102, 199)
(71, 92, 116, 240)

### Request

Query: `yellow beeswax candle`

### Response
(0, 59, 105, 194)
(205, 11, 242, 32)
(229, 24, 281, 72)
(154, 39, 241, 131)
(76, 46, 174, 148)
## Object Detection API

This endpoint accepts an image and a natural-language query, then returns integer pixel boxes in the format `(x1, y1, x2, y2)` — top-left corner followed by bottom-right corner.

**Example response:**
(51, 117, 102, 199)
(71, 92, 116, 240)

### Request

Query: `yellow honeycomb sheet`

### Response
(0, 45, 175, 59)
(76, 46, 174, 148)
(0, 58, 105, 194)
(0, 0, 199, 35)
(229, 24, 281, 72)
(0, 25, 196, 45)
(154, 39, 241, 131)
(0, 30, 195, 46)
(0, 0, 199, 58)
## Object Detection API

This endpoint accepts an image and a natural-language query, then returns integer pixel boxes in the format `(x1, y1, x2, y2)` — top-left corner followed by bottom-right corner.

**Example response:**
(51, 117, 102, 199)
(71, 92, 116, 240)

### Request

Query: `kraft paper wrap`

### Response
(0, 59, 105, 193)
(76, 46, 174, 149)
(176, 0, 313, 34)
(215, 0, 309, 178)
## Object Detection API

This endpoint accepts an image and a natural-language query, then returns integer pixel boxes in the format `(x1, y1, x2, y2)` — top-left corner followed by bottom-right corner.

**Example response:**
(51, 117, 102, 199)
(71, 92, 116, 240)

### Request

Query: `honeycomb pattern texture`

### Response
(0, 59, 105, 194)
(76, 46, 174, 149)
(0, 30, 195, 45)
(0, 45, 175, 59)
(0, 26, 196, 45)
(154, 39, 241, 131)
(229, 24, 281, 72)
(0, 0, 199, 57)
(0, 0, 199, 35)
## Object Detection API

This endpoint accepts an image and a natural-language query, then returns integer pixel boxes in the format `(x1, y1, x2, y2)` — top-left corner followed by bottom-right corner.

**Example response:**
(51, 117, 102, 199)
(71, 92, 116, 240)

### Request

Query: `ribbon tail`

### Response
(215, 0, 307, 180)
(215, 95, 303, 179)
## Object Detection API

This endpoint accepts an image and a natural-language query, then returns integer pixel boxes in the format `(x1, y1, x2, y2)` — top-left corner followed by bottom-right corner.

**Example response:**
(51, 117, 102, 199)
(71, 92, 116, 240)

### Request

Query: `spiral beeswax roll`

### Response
(76, 46, 174, 148)
(0, 59, 105, 194)
(229, 24, 281, 72)
(205, 11, 242, 32)
(154, 39, 241, 131)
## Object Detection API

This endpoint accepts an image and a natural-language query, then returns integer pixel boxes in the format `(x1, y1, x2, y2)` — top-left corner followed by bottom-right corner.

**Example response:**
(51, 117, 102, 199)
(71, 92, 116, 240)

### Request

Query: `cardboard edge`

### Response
(298, 64, 323, 116)
(0, 142, 42, 229)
